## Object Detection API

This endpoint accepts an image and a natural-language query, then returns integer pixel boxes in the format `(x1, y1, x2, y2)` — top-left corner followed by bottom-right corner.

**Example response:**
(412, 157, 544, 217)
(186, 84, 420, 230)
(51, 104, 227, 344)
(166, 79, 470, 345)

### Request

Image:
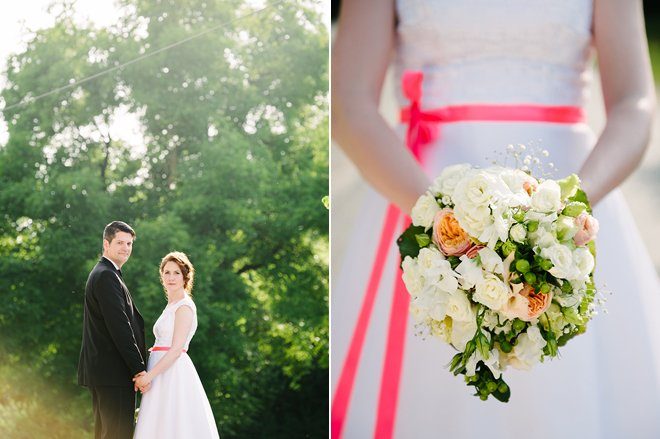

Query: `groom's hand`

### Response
(133, 371, 147, 392)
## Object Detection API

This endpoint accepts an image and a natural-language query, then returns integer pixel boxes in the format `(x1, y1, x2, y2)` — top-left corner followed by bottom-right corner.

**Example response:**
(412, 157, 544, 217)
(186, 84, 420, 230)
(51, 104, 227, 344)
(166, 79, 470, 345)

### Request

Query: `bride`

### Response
(332, 0, 660, 438)
(133, 252, 219, 438)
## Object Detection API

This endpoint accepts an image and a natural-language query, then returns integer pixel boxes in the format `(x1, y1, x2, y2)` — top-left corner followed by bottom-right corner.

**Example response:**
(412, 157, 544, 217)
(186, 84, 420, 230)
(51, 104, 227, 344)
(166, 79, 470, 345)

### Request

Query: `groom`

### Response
(78, 220, 148, 439)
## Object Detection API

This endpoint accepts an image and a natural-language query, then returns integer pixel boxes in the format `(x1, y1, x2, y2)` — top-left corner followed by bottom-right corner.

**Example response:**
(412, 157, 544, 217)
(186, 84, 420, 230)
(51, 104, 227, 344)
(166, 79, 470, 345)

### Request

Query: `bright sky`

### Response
(0, 0, 127, 146)
(0, 0, 121, 66)
(0, 0, 329, 148)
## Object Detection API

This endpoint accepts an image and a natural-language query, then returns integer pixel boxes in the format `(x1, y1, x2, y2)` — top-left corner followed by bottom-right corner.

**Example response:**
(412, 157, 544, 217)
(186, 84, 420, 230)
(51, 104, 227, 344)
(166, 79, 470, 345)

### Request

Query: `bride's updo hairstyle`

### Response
(160, 251, 195, 294)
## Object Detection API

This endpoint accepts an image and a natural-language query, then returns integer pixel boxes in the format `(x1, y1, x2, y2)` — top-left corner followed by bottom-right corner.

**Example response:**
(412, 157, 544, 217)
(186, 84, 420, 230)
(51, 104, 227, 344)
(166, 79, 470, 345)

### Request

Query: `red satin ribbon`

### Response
(331, 204, 402, 439)
(332, 69, 586, 439)
(149, 346, 187, 353)
(374, 218, 412, 439)
(401, 70, 586, 160)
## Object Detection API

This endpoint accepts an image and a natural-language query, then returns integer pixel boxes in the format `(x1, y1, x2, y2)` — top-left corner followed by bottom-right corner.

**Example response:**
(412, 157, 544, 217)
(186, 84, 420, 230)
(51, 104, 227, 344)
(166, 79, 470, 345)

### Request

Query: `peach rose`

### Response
(465, 244, 485, 259)
(573, 212, 599, 246)
(432, 208, 473, 256)
(502, 284, 553, 322)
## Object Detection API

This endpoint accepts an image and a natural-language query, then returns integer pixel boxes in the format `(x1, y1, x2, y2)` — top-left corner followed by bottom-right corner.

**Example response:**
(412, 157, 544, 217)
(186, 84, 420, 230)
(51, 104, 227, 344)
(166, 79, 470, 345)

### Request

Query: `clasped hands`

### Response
(133, 371, 152, 393)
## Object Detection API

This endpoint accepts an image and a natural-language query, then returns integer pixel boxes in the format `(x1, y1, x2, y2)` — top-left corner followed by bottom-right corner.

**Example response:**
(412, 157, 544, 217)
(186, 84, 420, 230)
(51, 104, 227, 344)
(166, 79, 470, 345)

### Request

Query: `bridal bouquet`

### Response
(398, 163, 599, 402)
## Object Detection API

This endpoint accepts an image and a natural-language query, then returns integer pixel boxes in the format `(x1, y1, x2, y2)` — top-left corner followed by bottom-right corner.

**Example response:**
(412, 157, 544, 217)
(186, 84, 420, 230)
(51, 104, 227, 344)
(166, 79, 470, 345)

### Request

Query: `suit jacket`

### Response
(78, 257, 147, 387)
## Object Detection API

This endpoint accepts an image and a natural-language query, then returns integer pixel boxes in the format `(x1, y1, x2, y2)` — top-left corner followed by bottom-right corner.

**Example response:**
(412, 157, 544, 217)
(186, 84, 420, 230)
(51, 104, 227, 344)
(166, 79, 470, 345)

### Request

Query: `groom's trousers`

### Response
(90, 386, 136, 439)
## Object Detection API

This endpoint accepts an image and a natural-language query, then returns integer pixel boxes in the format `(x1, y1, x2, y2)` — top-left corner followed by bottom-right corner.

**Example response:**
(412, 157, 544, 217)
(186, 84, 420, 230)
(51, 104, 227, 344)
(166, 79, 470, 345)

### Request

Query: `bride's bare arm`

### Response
(133, 306, 193, 390)
(332, 0, 430, 213)
(579, 0, 656, 206)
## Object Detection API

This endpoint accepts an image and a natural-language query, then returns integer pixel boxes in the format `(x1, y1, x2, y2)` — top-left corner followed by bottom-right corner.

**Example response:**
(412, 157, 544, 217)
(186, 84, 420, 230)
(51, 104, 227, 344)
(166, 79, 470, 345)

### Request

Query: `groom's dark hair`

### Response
(103, 221, 136, 243)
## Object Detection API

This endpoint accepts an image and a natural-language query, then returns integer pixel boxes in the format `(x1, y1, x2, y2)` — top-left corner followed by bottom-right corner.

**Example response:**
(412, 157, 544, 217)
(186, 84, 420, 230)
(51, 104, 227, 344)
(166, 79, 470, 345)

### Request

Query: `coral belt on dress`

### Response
(331, 69, 586, 439)
(149, 346, 187, 353)
(400, 70, 586, 160)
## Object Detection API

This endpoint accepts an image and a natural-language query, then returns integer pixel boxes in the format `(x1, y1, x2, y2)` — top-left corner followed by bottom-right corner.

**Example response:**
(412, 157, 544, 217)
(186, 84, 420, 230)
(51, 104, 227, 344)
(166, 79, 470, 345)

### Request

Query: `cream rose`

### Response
(430, 164, 472, 198)
(453, 171, 508, 208)
(454, 204, 493, 238)
(473, 273, 511, 311)
(508, 326, 547, 370)
(445, 291, 474, 322)
(509, 223, 527, 244)
(530, 180, 562, 213)
(411, 192, 441, 230)
(541, 244, 574, 280)
(572, 247, 595, 280)
(450, 319, 478, 351)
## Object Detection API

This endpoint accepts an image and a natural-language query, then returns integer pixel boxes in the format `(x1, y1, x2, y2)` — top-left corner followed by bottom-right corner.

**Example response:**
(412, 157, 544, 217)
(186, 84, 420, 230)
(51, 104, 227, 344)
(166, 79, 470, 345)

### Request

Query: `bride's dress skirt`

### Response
(134, 351, 219, 439)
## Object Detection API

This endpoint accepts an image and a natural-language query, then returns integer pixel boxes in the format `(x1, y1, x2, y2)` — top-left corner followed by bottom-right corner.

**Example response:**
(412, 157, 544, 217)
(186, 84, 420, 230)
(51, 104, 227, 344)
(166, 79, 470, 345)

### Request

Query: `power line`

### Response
(2, 0, 286, 112)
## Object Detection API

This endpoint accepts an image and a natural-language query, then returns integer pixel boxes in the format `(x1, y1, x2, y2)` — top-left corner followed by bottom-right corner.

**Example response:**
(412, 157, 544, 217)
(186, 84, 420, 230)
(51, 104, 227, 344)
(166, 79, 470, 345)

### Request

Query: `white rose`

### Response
(411, 192, 441, 230)
(450, 319, 477, 351)
(445, 290, 474, 322)
(477, 247, 504, 274)
(510, 223, 527, 243)
(453, 171, 503, 208)
(454, 204, 493, 237)
(508, 326, 547, 370)
(572, 247, 595, 280)
(530, 180, 562, 213)
(430, 164, 472, 198)
(540, 244, 574, 279)
(473, 273, 511, 311)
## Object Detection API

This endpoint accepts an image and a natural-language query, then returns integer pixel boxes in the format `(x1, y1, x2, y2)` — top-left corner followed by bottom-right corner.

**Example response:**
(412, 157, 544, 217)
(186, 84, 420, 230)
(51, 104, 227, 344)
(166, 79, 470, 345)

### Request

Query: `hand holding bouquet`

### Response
(398, 164, 599, 402)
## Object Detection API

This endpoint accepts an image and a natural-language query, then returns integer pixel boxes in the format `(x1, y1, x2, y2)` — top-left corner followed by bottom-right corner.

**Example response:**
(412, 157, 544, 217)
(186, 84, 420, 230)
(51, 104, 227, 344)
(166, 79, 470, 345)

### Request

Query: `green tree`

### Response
(0, 1, 328, 437)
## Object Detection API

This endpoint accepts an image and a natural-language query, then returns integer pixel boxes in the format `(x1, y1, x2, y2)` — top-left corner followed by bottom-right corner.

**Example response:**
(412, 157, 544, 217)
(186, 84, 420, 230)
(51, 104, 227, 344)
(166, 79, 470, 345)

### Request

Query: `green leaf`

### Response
(396, 225, 426, 263)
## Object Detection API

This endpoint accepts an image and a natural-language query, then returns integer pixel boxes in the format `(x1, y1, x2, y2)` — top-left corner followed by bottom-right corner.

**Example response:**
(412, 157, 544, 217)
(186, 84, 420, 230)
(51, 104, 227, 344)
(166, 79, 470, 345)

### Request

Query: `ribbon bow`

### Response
(401, 70, 439, 161)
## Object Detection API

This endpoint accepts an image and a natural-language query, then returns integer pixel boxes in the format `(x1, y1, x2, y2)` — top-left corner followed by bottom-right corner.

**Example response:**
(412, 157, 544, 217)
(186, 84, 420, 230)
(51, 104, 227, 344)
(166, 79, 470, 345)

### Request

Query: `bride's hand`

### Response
(133, 371, 153, 392)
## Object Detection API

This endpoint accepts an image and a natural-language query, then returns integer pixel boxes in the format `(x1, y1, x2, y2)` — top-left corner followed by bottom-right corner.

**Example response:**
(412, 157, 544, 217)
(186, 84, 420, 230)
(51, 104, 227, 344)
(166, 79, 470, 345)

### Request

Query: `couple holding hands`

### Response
(77, 220, 219, 438)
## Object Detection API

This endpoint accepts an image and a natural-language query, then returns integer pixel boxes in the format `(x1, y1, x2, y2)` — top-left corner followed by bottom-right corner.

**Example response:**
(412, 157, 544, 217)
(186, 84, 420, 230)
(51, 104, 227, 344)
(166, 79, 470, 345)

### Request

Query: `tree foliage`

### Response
(0, 1, 328, 437)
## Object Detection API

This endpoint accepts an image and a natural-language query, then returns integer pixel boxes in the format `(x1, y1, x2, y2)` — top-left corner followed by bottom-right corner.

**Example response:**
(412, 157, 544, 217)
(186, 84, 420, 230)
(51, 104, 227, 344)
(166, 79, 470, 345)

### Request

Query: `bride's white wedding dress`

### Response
(331, 1, 660, 438)
(134, 296, 219, 438)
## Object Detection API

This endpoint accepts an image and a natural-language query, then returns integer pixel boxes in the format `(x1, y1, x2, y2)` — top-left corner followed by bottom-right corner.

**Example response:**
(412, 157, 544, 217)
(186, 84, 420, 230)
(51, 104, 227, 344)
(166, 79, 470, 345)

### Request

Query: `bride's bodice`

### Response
(152, 296, 198, 350)
(394, 0, 594, 108)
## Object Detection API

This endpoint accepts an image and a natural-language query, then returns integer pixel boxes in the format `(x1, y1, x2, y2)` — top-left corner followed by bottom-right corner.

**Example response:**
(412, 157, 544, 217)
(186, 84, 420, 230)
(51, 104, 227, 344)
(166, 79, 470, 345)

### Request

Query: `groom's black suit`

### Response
(78, 257, 147, 439)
